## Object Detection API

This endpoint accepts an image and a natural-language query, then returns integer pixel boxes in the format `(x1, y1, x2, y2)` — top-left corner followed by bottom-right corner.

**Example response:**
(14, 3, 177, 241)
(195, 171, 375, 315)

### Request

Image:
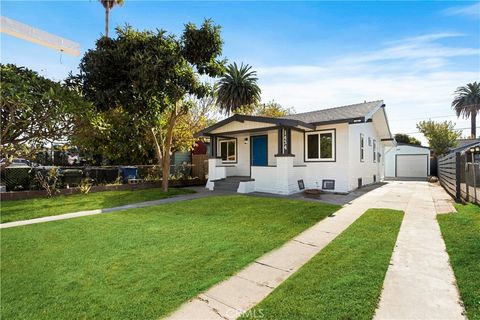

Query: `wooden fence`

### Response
(191, 154, 209, 180)
(438, 152, 460, 200)
(438, 150, 479, 204)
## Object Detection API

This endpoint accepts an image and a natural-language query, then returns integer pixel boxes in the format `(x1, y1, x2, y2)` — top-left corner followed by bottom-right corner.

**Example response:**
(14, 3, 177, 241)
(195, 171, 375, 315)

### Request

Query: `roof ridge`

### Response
(285, 100, 383, 117)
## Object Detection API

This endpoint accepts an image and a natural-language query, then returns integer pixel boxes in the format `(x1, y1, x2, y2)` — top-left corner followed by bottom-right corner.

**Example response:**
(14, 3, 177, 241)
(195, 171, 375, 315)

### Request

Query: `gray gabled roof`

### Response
(281, 100, 384, 124)
(195, 100, 387, 137)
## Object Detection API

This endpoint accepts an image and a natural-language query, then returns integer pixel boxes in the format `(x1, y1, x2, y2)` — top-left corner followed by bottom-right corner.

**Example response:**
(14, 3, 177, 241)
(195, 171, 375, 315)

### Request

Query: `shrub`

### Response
(35, 167, 60, 197)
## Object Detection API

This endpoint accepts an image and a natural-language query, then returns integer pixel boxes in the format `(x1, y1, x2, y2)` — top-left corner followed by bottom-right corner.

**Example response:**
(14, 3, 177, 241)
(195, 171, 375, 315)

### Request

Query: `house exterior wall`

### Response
(347, 122, 383, 190)
(209, 120, 390, 195)
(299, 123, 350, 193)
(384, 145, 430, 177)
(215, 130, 278, 177)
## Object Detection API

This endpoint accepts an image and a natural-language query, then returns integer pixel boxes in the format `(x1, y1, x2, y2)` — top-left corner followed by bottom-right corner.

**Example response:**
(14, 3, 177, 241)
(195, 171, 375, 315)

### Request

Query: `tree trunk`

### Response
(161, 109, 178, 192)
(151, 128, 162, 166)
(105, 6, 110, 37)
(471, 112, 477, 138)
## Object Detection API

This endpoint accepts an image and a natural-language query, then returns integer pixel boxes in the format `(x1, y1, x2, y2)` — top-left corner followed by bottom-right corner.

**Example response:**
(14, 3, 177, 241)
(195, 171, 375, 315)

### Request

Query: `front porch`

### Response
(205, 124, 308, 194)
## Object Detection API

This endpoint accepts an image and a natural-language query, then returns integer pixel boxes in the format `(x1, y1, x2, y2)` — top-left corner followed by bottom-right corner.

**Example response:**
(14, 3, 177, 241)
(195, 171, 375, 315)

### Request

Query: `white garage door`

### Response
(396, 155, 428, 178)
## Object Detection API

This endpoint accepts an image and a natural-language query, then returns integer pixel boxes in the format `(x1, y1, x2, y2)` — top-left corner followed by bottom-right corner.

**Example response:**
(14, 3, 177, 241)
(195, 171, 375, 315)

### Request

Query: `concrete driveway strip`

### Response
(374, 182, 465, 320)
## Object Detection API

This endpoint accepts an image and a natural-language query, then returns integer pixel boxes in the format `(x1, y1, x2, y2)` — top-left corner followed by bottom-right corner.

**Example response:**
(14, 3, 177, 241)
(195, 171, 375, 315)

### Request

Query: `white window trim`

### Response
(218, 139, 237, 163)
(360, 133, 365, 162)
(305, 129, 336, 162)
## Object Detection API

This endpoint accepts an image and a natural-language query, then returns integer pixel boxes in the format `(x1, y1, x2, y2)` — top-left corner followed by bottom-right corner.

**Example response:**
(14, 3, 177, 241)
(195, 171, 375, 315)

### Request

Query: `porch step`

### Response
(214, 176, 254, 192)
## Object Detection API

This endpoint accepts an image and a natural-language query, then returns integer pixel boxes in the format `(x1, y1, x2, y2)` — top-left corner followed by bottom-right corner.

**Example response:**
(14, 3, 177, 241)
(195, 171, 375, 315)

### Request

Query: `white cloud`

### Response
(257, 33, 479, 145)
(442, 2, 480, 17)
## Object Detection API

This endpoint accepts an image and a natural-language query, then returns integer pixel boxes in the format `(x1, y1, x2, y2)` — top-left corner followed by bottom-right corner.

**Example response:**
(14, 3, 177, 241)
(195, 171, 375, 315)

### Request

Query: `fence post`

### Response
(455, 152, 461, 201)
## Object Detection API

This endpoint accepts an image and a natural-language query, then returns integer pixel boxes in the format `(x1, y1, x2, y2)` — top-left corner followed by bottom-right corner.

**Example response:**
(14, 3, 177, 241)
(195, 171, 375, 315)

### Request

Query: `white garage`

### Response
(384, 144, 430, 179)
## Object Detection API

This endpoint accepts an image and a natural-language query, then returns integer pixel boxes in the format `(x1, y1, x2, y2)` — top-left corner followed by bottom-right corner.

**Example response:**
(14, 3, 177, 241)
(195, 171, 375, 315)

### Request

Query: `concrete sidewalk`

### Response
(373, 182, 465, 320)
(167, 181, 423, 320)
(0, 187, 223, 229)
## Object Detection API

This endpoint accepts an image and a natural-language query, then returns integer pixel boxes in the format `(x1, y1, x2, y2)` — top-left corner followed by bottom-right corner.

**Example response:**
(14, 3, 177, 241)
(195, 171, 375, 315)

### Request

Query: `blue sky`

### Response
(1, 1, 479, 143)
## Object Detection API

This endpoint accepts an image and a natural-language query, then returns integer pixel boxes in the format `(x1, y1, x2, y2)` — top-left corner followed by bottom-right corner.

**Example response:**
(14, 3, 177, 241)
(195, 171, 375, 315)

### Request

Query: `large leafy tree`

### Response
(1, 64, 89, 165)
(233, 100, 294, 117)
(73, 21, 224, 190)
(99, 0, 124, 38)
(416, 120, 461, 156)
(394, 133, 421, 146)
(452, 82, 480, 138)
(215, 62, 261, 114)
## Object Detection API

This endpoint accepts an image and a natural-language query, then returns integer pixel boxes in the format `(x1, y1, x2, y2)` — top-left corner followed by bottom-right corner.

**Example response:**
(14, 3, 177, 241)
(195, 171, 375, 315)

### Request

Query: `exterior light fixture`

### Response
(244, 138, 249, 144)
(470, 147, 475, 153)
(476, 146, 480, 153)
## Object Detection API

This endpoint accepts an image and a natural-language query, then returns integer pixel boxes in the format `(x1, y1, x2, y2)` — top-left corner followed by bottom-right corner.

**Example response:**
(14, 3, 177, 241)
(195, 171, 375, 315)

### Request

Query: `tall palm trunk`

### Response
(105, 6, 110, 37)
(471, 111, 477, 138)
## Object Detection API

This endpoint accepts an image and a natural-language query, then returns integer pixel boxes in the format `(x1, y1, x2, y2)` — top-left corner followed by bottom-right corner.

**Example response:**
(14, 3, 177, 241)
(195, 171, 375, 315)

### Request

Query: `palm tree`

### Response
(452, 82, 480, 138)
(99, 0, 124, 38)
(216, 62, 261, 115)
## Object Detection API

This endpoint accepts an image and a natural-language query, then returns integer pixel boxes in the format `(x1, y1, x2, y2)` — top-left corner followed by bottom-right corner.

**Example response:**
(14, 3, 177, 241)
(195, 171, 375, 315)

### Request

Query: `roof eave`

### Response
(195, 114, 315, 137)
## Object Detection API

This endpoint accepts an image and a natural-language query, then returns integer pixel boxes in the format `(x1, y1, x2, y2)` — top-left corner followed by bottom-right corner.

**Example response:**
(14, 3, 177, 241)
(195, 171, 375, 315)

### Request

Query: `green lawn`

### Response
(438, 203, 480, 320)
(241, 208, 403, 320)
(0, 195, 340, 319)
(0, 187, 194, 223)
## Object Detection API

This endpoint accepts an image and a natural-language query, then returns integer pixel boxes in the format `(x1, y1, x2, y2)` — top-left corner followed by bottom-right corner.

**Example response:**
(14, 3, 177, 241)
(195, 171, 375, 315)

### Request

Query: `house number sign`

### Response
(282, 128, 288, 153)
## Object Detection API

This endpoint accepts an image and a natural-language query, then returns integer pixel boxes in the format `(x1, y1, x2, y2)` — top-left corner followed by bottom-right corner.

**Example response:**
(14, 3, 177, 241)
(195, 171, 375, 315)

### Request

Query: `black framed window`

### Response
(219, 139, 236, 162)
(373, 139, 377, 162)
(360, 133, 365, 162)
(305, 130, 335, 161)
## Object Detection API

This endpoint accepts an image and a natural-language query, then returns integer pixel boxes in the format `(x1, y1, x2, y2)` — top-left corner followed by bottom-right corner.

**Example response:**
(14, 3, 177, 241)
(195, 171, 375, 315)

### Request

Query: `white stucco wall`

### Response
(384, 145, 430, 177)
(347, 122, 383, 190)
(298, 123, 351, 193)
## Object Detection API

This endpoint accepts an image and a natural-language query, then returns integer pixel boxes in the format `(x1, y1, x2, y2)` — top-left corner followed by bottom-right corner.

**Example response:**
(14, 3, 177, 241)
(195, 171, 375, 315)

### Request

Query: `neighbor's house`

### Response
(195, 100, 394, 195)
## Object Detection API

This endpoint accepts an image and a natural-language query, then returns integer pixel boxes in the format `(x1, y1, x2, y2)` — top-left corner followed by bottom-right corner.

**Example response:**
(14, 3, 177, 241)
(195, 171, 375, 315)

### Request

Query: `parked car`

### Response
(0, 158, 41, 168)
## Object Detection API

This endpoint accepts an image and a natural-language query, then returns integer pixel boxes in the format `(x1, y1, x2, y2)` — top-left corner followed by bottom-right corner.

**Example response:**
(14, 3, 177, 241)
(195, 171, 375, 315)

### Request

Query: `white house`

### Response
(384, 144, 430, 179)
(196, 100, 394, 195)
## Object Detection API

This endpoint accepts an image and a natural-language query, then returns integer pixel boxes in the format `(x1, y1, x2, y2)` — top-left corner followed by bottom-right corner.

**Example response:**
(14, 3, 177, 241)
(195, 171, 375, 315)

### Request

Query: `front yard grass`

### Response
(0, 187, 194, 223)
(242, 208, 403, 320)
(437, 203, 480, 320)
(0, 195, 340, 319)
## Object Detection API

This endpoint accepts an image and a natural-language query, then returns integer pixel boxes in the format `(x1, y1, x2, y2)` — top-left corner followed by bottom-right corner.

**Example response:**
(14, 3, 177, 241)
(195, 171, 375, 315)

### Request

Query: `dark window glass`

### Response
(220, 140, 236, 161)
(320, 133, 333, 159)
(307, 134, 319, 159)
(220, 142, 228, 160)
(360, 134, 364, 161)
(227, 141, 235, 161)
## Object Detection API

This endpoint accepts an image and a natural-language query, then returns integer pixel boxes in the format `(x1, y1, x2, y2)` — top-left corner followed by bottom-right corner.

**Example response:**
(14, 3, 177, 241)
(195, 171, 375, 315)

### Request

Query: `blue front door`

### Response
(251, 135, 268, 166)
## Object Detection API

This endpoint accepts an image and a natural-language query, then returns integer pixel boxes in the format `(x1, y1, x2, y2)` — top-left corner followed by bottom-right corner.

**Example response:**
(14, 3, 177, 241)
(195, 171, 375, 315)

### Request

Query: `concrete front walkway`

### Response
(0, 187, 224, 229)
(373, 182, 465, 320)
